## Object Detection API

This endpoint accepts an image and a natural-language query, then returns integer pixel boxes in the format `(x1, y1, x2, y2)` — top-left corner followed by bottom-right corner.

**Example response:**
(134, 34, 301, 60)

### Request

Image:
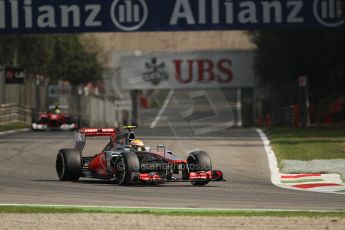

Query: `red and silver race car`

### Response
(32, 105, 78, 131)
(56, 126, 224, 186)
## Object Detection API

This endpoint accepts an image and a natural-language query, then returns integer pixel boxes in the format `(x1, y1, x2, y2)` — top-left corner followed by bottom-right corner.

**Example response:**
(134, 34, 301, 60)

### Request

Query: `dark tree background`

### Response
(0, 34, 103, 86)
(249, 30, 345, 105)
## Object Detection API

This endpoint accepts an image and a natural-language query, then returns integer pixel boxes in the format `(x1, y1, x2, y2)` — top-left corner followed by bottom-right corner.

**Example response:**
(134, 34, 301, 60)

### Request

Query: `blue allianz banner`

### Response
(0, 0, 344, 34)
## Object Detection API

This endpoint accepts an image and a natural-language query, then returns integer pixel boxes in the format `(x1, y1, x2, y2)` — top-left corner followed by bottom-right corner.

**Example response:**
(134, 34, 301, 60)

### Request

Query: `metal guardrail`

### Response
(0, 104, 32, 125)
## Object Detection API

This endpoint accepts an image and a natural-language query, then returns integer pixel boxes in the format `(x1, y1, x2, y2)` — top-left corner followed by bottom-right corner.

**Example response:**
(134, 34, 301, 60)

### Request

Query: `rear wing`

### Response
(80, 128, 116, 137)
(74, 128, 117, 151)
(49, 104, 69, 110)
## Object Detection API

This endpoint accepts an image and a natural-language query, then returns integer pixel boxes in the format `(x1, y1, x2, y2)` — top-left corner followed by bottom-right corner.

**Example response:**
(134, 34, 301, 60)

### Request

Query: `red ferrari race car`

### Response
(56, 126, 224, 185)
(32, 105, 78, 131)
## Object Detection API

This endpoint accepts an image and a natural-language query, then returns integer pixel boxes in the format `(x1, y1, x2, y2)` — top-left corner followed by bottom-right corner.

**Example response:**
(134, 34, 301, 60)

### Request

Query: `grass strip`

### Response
(265, 127, 345, 162)
(0, 205, 345, 217)
(0, 122, 30, 132)
(280, 179, 324, 184)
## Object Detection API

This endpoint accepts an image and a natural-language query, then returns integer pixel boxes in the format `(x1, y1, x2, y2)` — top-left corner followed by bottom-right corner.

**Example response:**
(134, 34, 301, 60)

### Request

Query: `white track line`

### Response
(256, 128, 345, 195)
(256, 129, 281, 185)
(0, 203, 344, 212)
(150, 90, 174, 128)
(0, 128, 30, 137)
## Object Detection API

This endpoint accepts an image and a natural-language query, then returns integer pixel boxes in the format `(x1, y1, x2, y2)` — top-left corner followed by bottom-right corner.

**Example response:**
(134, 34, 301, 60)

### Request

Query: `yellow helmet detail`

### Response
(130, 139, 144, 147)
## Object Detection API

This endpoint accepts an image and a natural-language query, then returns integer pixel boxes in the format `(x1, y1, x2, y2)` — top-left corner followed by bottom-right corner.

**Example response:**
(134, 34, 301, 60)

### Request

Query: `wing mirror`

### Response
(157, 144, 166, 157)
(74, 131, 86, 151)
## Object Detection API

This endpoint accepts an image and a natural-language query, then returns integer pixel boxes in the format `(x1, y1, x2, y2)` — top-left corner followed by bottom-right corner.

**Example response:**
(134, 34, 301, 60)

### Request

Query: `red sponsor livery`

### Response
(80, 128, 116, 138)
(56, 126, 224, 186)
(88, 152, 107, 177)
(174, 58, 233, 84)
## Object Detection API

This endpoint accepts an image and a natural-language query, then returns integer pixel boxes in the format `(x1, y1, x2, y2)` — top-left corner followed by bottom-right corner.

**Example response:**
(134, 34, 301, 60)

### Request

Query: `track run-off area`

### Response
(0, 128, 344, 211)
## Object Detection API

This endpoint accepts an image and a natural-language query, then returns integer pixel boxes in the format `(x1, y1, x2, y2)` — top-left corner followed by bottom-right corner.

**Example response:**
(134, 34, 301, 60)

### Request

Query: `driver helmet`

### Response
(53, 103, 61, 114)
(130, 139, 145, 151)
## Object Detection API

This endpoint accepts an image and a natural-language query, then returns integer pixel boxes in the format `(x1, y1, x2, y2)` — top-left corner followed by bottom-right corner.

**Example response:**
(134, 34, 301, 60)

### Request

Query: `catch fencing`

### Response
(76, 96, 132, 127)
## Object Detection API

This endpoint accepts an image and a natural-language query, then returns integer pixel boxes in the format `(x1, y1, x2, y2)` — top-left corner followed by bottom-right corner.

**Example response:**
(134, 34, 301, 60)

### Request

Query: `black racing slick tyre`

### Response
(187, 151, 212, 186)
(187, 151, 212, 172)
(56, 149, 82, 181)
(114, 152, 140, 185)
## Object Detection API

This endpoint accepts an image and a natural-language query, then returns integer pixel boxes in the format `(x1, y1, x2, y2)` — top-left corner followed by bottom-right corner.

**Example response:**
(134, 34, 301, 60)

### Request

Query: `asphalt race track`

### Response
(0, 128, 344, 210)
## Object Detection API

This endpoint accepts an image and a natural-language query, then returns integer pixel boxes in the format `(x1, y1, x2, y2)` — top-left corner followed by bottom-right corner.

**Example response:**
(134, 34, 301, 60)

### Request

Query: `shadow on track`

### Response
(33, 179, 221, 188)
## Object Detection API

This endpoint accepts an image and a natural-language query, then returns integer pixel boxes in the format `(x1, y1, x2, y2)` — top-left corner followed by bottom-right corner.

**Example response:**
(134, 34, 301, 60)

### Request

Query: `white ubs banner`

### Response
(120, 50, 255, 90)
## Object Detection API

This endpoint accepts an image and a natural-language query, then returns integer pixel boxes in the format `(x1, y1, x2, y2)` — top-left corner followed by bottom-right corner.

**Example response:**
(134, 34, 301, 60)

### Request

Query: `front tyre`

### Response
(114, 152, 139, 185)
(191, 181, 210, 186)
(56, 149, 81, 181)
(187, 151, 212, 186)
(187, 151, 212, 172)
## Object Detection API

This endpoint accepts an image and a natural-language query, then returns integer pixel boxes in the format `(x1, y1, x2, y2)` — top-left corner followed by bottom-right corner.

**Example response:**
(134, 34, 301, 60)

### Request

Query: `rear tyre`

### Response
(56, 149, 82, 181)
(187, 151, 212, 186)
(114, 152, 140, 185)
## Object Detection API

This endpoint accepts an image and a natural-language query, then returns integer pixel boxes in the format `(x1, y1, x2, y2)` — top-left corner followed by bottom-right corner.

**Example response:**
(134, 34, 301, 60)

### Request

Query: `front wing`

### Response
(139, 170, 224, 183)
(32, 123, 77, 130)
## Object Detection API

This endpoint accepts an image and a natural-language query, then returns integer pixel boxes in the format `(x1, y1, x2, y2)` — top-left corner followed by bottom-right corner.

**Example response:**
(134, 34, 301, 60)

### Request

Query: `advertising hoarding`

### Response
(120, 51, 255, 90)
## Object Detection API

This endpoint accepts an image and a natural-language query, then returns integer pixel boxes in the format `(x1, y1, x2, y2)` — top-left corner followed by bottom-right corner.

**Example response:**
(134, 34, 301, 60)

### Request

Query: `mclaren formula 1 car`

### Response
(56, 126, 224, 186)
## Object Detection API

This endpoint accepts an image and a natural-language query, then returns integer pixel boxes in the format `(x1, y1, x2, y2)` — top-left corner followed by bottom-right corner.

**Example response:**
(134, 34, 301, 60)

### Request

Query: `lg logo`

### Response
(111, 0, 148, 31)
(314, 0, 345, 27)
